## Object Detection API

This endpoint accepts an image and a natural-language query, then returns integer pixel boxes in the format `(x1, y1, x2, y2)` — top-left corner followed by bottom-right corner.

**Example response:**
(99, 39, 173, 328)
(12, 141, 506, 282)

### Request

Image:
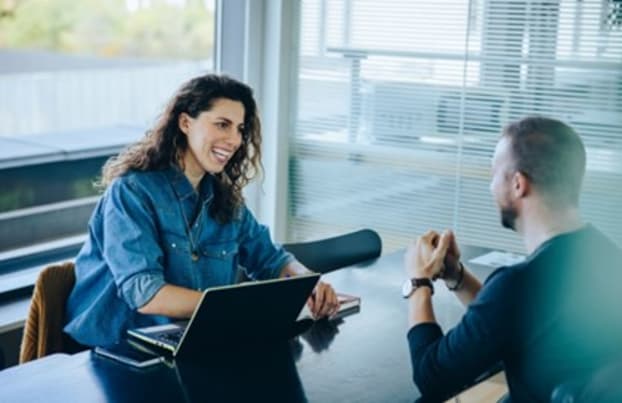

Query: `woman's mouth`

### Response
(211, 147, 233, 164)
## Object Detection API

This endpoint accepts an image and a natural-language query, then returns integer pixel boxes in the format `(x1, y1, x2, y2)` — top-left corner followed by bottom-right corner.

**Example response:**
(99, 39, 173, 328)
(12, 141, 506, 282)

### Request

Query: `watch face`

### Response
(401, 279, 413, 298)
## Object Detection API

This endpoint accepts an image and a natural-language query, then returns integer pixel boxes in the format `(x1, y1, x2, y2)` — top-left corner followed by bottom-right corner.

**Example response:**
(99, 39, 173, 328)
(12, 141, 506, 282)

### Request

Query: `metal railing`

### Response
(0, 61, 210, 137)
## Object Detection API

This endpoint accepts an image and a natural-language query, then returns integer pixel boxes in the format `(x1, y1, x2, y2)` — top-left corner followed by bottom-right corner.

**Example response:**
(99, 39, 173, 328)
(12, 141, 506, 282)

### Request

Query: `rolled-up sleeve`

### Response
(118, 271, 166, 310)
(102, 178, 167, 310)
(237, 206, 294, 280)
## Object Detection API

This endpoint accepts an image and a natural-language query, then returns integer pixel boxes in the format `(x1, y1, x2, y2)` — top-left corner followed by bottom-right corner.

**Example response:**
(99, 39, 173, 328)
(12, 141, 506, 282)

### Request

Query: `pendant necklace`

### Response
(180, 203, 203, 262)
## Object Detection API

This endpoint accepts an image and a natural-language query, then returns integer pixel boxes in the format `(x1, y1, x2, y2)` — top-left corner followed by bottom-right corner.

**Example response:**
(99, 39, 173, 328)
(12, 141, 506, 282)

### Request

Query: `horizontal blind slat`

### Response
(290, 0, 622, 254)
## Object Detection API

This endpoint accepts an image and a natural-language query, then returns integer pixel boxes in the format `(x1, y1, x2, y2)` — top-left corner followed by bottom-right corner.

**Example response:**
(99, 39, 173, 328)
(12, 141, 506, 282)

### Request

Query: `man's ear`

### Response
(512, 171, 530, 199)
(178, 112, 191, 135)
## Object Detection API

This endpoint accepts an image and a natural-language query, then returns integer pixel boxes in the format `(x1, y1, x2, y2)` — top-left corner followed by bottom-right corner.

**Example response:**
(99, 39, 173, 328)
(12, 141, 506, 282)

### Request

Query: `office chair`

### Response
(19, 262, 84, 363)
(236, 229, 382, 282)
(283, 229, 382, 274)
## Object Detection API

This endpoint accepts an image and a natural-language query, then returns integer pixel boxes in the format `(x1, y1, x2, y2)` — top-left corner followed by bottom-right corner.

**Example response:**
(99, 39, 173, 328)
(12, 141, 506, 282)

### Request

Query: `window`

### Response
(289, 0, 622, 253)
(0, 0, 215, 137)
(0, 0, 215, 261)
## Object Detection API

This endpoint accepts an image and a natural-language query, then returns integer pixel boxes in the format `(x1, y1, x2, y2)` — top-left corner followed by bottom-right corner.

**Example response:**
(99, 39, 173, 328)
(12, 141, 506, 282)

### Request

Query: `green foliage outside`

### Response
(0, 187, 34, 212)
(0, 0, 214, 60)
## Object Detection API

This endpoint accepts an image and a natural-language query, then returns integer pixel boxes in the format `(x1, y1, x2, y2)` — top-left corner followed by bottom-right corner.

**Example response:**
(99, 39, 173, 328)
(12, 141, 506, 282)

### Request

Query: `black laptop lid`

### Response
(176, 273, 320, 359)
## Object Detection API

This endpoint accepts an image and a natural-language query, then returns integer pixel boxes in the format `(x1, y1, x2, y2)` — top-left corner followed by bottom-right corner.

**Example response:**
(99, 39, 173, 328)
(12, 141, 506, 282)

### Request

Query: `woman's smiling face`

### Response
(179, 97, 245, 177)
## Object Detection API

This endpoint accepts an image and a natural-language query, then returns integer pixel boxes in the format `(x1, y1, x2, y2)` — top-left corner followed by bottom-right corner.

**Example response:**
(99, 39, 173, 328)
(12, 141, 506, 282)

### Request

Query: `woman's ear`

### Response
(178, 112, 191, 135)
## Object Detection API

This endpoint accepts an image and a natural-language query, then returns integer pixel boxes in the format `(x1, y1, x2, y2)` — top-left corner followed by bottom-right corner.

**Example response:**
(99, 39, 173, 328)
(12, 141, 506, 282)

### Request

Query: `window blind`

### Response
(288, 0, 622, 253)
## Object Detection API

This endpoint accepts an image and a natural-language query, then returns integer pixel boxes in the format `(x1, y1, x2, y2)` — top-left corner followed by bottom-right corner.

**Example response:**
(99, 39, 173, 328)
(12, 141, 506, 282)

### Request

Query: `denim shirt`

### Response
(64, 166, 293, 347)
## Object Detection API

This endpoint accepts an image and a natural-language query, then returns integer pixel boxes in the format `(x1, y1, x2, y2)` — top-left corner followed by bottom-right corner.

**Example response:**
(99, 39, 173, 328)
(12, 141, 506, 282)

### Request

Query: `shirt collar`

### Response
(530, 223, 591, 258)
(165, 164, 214, 205)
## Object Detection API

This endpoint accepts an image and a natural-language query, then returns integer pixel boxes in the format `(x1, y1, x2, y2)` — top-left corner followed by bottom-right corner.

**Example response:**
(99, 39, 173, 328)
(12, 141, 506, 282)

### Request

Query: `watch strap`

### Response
(403, 277, 434, 298)
(412, 278, 434, 295)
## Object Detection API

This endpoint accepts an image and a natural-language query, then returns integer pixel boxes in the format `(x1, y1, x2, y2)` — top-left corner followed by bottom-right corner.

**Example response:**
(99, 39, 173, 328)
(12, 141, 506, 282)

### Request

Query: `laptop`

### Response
(127, 273, 320, 360)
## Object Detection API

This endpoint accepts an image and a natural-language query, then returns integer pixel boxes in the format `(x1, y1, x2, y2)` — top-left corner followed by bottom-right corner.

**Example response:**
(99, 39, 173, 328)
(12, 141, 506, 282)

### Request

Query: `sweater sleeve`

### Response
(407, 267, 518, 401)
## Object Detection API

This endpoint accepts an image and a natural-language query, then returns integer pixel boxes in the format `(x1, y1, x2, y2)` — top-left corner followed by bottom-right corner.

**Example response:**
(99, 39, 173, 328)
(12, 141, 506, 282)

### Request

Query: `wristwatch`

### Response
(402, 278, 434, 299)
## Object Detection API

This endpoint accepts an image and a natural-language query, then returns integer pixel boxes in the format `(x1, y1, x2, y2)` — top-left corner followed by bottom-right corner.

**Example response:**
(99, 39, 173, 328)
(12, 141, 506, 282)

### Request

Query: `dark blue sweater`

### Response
(408, 225, 622, 402)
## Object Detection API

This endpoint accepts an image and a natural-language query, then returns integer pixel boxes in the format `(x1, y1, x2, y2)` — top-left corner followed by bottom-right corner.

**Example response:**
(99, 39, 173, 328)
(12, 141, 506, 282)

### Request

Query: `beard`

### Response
(500, 203, 518, 231)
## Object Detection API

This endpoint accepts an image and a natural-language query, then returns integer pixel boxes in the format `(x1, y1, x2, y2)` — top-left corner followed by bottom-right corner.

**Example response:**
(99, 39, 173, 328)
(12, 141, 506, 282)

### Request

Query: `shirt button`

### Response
(171, 243, 176, 248)
(221, 250, 226, 256)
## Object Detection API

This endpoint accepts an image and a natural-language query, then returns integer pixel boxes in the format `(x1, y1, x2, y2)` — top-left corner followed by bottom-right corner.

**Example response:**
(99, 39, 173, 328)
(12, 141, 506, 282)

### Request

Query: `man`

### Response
(403, 116, 622, 402)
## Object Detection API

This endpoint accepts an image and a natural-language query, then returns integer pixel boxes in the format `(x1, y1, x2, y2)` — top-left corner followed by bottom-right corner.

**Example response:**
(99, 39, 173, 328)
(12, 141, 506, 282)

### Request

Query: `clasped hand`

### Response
(404, 229, 461, 280)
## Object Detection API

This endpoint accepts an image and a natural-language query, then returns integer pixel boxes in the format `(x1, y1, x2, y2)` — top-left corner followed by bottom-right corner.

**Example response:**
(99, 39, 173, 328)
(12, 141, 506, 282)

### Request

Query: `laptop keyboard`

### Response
(157, 330, 184, 345)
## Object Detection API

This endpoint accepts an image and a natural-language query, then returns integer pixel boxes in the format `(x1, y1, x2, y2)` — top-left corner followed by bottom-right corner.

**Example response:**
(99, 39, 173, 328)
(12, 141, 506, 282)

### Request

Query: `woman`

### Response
(64, 74, 338, 347)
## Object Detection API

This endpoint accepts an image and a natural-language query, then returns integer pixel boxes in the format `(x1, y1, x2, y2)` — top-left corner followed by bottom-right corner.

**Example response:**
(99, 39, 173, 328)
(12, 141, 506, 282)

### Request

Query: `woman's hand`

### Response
(307, 281, 339, 318)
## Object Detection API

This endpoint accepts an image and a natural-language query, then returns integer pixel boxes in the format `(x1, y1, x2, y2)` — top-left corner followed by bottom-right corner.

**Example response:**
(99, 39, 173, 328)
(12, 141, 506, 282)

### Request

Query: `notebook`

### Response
(127, 273, 320, 360)
(94, 338, 166, 368)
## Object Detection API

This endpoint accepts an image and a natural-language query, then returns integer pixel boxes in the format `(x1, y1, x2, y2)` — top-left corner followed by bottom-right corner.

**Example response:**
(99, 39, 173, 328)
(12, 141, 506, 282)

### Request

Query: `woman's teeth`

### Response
(212, 148, 231, 163)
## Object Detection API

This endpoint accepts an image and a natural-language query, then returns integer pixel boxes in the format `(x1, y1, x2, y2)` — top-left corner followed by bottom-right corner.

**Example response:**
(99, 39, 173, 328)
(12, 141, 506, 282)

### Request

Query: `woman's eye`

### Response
(215, 122, 227, 129)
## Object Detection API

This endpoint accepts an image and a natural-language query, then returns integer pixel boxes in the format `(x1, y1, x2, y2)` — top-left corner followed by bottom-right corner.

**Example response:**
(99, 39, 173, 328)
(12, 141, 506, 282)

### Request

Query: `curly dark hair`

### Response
(99, 74, 262, 223)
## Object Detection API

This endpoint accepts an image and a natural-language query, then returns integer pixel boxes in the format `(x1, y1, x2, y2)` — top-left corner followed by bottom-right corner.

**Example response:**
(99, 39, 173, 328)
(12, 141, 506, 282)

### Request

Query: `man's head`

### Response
(490, 116, 586, 231)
